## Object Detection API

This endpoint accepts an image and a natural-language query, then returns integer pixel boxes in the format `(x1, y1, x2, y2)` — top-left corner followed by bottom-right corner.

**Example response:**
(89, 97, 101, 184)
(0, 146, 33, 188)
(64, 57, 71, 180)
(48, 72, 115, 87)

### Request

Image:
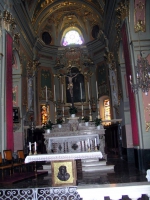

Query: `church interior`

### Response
(0, 0, 150, 199)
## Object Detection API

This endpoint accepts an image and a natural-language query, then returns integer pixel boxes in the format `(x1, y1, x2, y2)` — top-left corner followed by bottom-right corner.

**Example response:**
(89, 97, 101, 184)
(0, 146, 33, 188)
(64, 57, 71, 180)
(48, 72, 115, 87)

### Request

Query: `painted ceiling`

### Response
(24, 0, 105, 43)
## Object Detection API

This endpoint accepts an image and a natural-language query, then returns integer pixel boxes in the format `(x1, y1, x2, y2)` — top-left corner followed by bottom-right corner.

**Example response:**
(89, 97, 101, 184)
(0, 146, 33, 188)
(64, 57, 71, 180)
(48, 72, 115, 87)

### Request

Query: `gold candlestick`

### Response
(95, 146, 98, 151)
(34, 150, 37, 155)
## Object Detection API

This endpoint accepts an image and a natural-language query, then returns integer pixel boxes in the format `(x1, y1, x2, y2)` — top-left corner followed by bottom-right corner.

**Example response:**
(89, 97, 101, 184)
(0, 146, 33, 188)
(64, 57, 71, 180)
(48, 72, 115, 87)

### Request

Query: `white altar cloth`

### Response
(25, 151, 103, 163)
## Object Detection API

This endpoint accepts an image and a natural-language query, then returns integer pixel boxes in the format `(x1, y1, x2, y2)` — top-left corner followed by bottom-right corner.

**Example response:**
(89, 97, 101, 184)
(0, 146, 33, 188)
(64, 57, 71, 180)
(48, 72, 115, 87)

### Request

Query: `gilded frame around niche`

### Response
(51, 160, 77, 187)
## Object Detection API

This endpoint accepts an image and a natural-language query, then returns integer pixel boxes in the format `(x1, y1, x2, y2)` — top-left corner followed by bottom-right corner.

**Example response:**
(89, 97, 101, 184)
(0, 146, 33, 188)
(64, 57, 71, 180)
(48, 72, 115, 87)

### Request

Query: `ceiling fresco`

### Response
(25, 0, 105, 41)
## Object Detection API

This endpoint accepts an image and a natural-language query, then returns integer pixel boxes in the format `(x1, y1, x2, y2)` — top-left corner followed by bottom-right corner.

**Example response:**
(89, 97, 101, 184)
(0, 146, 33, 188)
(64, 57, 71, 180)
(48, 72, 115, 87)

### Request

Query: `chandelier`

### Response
(130, 56, 150, 95)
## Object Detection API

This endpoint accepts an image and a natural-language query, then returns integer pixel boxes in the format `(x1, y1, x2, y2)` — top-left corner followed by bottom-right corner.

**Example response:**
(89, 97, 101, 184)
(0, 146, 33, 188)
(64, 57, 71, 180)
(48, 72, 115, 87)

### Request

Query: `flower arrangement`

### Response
(43, 120, 54, 130)
(69, 106, 77, 114)
(94, 117, 102, 126)
(82, 116, 89, 122)
(56, 117, 64, 124)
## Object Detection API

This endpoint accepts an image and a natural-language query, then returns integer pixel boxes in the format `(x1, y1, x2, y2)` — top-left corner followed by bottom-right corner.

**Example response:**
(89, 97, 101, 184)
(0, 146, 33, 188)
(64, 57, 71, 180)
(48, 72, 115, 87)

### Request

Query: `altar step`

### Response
(40, 163, 51, 174)
(39, 158, 114, 174)
(81, 158, 114, 172)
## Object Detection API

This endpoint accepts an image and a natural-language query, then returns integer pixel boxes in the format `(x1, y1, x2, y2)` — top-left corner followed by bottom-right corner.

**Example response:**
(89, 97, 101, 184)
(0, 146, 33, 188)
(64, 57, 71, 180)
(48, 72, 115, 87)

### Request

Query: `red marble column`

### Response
(6, 33, 14, 150)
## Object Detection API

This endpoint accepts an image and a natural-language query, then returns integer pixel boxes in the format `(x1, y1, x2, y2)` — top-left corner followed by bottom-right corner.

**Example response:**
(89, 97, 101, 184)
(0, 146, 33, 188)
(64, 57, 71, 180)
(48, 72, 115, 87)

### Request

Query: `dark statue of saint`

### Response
(57, 165, 70, 181)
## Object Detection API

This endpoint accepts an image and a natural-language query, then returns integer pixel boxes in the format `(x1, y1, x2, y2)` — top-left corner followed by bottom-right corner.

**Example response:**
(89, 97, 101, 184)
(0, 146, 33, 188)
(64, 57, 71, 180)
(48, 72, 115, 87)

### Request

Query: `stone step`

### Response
(82, 165, 114, 172)
(82, 158, 100, 163)
(82, 161, 106, 167)
(43, 165, 51, 170)
(42, 165, 51, 174)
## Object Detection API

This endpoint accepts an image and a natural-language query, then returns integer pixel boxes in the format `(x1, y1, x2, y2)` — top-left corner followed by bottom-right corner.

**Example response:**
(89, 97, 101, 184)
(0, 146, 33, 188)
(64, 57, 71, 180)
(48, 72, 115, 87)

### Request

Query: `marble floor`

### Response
(0, 156, 148, 189)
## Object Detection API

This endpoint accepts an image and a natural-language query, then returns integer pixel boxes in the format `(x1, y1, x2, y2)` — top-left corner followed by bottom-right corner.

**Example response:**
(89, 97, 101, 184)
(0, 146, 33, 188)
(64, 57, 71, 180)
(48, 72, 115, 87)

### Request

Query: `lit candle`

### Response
(34, 142, 36, 151)
(29, 142, 31, 151)
(95, 138, 97, 146)
(80, 83, 82, 100)
(54, 85, 56, 101)
(62, 84, 63, 102)
(45, 86, 48, 102)
(96, 81, 98, 100)
(87, 82, 90, 99)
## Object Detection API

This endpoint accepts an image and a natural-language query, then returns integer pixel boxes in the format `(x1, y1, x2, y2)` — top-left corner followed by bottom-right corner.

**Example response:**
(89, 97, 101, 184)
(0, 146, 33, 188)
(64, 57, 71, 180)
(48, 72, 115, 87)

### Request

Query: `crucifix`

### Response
(65, 69, 79, 107)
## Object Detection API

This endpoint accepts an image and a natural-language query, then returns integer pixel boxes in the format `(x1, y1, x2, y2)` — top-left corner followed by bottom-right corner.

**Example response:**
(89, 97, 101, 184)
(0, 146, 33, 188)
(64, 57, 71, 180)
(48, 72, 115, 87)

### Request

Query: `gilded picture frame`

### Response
(51, 160, 77, 187)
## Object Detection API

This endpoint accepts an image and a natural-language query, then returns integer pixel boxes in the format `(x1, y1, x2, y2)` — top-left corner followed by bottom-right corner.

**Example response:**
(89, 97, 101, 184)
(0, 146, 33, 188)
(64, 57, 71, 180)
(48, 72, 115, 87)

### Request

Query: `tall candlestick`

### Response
(46, 86, 48, 102)
(62, 84, 63, 102)
(96, 81, 98, 100)
(54, 85, 56, 101)
(80, 83, 82, 100)
(87, 82, 90, 99)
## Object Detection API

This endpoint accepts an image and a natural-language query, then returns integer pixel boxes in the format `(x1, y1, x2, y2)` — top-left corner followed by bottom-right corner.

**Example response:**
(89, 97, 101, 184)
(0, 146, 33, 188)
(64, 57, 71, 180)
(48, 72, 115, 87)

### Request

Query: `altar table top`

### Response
(25, 151, 103, 163)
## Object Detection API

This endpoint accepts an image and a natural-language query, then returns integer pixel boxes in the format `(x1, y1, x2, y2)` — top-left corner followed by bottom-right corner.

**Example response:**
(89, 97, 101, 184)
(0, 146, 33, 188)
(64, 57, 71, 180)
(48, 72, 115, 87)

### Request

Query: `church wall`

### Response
(129, 0, 150, 149)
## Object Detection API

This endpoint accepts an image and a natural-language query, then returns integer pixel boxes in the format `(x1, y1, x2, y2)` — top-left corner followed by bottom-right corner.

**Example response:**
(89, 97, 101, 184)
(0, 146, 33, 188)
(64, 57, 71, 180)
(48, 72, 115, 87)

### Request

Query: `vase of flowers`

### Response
(94, 117, 102, 129)
(57, 117, 64, 128)
(82, 116, 89, 126)
(69, 106, 77, 117)
(43, 120, 53, 133)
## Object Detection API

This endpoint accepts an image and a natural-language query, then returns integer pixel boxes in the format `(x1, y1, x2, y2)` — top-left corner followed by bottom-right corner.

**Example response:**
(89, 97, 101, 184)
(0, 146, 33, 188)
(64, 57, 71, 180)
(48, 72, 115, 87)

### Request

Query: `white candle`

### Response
(95, 138, 97, 146)
(62, 84, 63, 102)
(96, 81, 98, 100)
(87, 82, 90, 99)
(82, 141, 84, 149)
(34, 142, 36, 151)
(54, 85, 56, 101)
(88, 138, 90, 147)
(80, 83, 82, 100)
(45, 86, 48, 102)
(29, 142, 31, 151)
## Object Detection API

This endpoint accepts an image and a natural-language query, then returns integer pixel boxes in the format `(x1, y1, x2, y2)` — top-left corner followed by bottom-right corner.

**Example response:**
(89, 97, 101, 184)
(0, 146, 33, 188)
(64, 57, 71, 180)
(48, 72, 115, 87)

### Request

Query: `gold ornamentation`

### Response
(27, 60, 40, 77)
(104, 52, 116, 71)
(134, 19, 146, 32)
(115, 0, 129, 21)
(145, 122, 150, 132)
(134, 0, 146, 32)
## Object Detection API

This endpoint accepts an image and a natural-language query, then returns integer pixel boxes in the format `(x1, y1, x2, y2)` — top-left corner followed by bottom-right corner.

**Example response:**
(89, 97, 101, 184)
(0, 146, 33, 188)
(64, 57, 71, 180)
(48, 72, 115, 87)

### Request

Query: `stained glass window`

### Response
(63, 30, 83, 46)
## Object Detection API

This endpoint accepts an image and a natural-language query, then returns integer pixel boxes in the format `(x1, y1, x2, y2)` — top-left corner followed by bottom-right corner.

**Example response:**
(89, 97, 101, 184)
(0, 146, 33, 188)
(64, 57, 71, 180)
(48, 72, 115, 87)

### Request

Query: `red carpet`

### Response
(0, 171, 48, 185)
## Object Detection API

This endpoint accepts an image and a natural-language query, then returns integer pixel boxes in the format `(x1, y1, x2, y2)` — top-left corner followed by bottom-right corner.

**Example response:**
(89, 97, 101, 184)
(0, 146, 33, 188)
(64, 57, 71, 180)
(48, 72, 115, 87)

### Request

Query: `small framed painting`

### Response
(51, 160, 77, 187)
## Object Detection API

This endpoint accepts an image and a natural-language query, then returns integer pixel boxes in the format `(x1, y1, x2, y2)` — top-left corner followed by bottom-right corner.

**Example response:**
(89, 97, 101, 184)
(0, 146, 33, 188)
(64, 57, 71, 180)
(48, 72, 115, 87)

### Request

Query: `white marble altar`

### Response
(25, 151, 103, 163)
(43, 120, 106, 159)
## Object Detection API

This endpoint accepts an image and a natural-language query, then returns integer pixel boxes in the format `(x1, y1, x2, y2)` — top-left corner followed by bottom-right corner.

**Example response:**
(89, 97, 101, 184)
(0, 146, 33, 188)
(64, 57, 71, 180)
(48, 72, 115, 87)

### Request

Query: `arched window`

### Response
(62, 30, 83, 46)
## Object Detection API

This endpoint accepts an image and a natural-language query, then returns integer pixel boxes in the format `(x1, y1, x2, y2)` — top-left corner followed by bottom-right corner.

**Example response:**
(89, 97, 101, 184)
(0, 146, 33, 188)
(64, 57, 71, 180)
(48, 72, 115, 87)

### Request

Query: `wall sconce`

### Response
(129, 56, 150, 95)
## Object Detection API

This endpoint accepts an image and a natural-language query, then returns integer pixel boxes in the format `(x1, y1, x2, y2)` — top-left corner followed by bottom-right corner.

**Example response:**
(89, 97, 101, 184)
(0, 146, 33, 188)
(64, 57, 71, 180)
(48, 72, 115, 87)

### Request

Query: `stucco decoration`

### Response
(134, 0, 146, 32)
